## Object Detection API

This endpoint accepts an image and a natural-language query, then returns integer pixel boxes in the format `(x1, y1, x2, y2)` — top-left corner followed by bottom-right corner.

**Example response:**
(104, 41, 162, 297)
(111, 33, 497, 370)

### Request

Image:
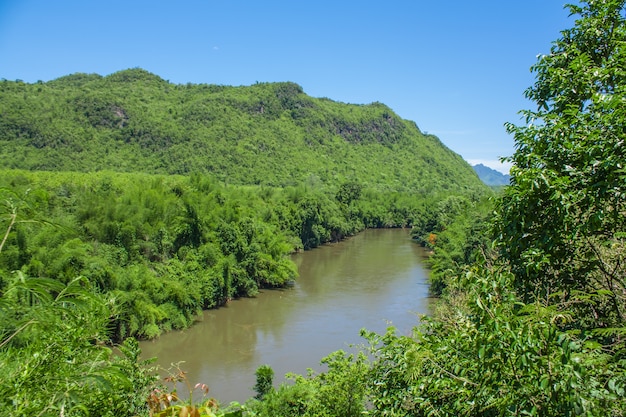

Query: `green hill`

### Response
(0, 68, 483, 194)
(0, 69, 495, 414)
(0, 68, 491, 344)
(0, 69, 493, 412)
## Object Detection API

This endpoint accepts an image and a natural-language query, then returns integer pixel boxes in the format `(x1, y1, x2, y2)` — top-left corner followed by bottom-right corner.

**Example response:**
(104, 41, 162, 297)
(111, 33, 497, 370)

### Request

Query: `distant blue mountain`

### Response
(473, 164, 511, 186)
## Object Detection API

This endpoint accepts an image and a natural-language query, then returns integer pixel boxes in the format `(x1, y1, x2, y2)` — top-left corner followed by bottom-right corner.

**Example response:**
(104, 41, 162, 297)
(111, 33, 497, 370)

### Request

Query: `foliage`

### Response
(0, 235, 156, 416)
(248, 2, 626, 416)
(363, 267, 625, 416)
(0, 190, 157, 416)
(0, 169, 475, 341)
(495, 0, 626, 342)
(0, 172, 301, 340)
(147, 366, 246, 417)
(497, 0, 626, 313)
(0, 69, 485, 196)
(253, 365, 274, 401)
(249, 350, 369, 417)
(412, 194, 494, 295)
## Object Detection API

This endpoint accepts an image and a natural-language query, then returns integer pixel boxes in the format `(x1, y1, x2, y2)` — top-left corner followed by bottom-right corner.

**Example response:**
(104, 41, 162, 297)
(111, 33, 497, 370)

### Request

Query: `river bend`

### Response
(140, 228, 431, 403)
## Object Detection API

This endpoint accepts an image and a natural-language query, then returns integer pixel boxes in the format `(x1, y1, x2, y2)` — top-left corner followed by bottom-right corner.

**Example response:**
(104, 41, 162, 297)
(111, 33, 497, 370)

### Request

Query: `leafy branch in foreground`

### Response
(147, 365, 247, 417)
(0, 195, 156, 417)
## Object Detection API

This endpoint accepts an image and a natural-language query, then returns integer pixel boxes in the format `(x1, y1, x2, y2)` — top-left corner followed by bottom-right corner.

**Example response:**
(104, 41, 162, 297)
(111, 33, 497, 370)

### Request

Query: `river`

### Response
(139, 228, 431, 404)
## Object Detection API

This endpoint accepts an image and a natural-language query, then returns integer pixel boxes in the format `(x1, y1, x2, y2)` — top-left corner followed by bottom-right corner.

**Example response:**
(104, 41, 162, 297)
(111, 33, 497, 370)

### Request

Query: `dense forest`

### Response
(0, 68, 481, 194)
(0, 169, 480, 341)
(2, 0, 625, 416)
(0, 30, 489, 417)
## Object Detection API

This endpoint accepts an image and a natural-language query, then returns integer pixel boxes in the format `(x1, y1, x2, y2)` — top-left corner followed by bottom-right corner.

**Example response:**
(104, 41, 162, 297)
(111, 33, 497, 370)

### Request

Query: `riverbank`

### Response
(140, 229, 431, 403)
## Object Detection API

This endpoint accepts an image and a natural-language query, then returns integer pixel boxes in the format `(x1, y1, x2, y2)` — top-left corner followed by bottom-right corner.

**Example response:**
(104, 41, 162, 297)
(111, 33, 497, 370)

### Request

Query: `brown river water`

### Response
(139, 228, 431, 404)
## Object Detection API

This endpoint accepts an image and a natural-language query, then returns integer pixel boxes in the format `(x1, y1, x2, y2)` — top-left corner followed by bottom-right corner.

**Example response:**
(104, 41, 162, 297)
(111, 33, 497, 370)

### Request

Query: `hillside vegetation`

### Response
(6, 1, 625, 414)
(0, 69, 482, 194)
(0, 63, 493, 415)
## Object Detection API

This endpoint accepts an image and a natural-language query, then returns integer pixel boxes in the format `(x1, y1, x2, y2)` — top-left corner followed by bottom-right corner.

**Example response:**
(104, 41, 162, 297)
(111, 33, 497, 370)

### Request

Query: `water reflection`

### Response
(140, 228, 430, 404)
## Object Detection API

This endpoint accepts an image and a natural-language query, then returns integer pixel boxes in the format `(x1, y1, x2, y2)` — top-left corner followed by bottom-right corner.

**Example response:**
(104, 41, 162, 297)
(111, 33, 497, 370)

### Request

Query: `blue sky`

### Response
(0, 1, 573, 173)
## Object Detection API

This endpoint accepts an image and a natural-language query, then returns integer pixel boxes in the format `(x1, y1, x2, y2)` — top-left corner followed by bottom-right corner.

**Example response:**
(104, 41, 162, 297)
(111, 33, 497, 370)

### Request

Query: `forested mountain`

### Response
(0, 69, 493, 415)
(11, 1, 626, 410)
(0, 69, 483, 194)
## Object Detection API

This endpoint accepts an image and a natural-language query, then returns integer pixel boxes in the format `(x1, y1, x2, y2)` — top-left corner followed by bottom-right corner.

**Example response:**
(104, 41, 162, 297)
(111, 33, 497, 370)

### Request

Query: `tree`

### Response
(335, 181, 362, 205)
(489, 3, 626, 413)
(253, 365, 275, 400)
(496, 0, 626, 326)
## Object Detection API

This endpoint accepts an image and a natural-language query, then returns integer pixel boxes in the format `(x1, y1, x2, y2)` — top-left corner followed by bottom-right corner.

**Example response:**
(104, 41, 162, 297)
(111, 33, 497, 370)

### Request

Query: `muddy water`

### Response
(140, 228, 431, 404)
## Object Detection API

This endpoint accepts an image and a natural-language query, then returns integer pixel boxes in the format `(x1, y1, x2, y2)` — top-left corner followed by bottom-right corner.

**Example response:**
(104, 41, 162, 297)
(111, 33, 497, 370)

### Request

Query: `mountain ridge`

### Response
(473, 163, 511, 186)
(0, 68, 485, 194)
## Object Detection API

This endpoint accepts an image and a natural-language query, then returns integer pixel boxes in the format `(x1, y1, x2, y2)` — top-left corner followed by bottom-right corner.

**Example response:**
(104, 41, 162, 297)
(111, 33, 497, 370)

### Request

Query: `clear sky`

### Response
(0, 1, 573, 174)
